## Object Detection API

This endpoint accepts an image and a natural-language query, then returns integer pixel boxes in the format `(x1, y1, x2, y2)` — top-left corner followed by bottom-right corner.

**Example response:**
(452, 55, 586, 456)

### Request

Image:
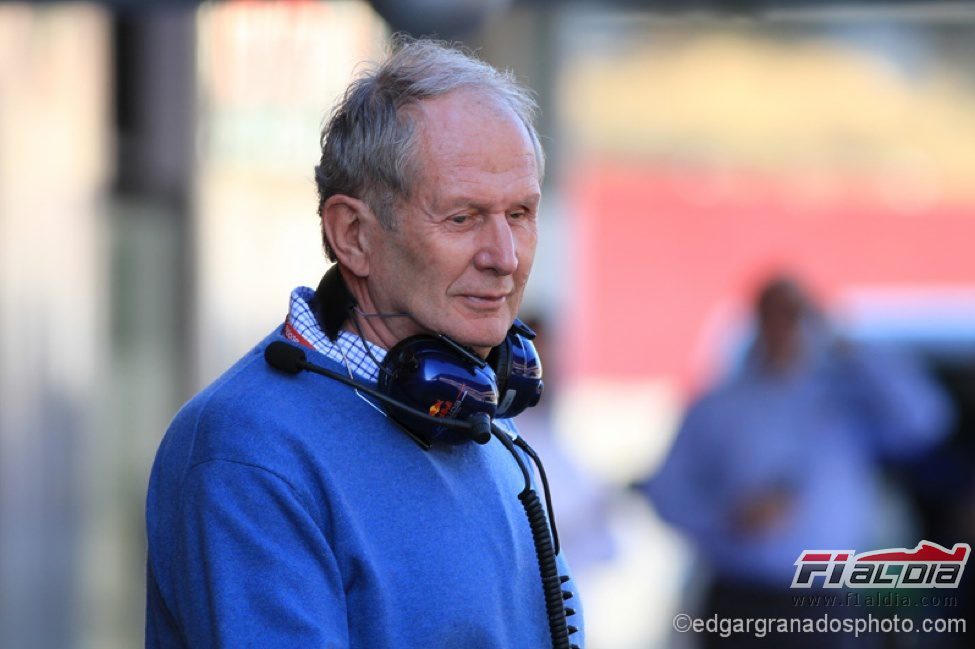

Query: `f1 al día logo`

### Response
(792, 541, 970, 589)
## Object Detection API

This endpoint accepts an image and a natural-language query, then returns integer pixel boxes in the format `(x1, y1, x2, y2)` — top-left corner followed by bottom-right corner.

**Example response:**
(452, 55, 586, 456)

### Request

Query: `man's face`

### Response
(366, 89, 541, 354)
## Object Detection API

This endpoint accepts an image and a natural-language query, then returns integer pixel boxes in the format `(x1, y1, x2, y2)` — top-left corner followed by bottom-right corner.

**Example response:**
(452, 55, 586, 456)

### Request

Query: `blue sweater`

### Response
(146, 330, 582, 648)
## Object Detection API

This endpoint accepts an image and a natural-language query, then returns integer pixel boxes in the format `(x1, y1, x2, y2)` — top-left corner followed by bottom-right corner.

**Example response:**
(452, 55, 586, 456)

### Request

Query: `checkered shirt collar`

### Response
(283, 286, 386, 384)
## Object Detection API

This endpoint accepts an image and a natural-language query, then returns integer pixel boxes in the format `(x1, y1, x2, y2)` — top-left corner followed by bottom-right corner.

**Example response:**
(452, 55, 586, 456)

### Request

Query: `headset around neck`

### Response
(309, 266, 544, 446)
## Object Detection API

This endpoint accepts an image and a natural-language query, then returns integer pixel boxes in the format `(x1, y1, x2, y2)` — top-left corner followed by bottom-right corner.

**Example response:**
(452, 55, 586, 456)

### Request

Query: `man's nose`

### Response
(474, 214, 518, 275)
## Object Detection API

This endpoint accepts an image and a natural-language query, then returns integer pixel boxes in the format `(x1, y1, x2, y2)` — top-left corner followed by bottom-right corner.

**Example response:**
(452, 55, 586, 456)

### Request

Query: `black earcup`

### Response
(486, 334, 513, 400)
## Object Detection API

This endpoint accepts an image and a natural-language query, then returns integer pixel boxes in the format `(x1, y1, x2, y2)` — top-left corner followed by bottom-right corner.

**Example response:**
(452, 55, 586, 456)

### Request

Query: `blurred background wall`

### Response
(1, 1, 973, 648)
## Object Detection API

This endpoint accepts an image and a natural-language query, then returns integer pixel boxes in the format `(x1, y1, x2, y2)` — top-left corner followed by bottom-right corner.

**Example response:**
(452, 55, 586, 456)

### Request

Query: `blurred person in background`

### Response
(638, 275, 952, 648)
(145, 39, 583, 649)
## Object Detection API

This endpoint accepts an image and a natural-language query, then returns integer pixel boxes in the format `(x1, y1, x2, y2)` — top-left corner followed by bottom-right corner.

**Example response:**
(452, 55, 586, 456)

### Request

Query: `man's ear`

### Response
(321, 195, 375, 277)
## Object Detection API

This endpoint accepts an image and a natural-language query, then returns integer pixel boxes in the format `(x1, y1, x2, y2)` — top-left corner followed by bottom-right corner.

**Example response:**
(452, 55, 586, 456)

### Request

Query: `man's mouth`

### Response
(460, 293, 509, 308)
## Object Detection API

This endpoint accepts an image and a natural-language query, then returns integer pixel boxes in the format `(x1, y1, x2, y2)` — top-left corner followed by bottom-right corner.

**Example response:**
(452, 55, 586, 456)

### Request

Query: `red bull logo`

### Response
(428, 400, 453, 418)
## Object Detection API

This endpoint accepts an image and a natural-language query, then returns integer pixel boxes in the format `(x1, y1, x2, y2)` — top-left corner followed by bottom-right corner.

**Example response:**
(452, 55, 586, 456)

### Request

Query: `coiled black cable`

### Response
(519, 487, 571, 649)
(513, 436, 561, 556)
(514, 436, 581, 648)
(492, 425, 579, 649)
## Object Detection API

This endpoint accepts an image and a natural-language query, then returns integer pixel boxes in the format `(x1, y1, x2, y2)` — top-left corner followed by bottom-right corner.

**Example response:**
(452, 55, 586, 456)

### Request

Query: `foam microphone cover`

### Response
(466, 412, 493, 445)
(265, 341, 307, 374)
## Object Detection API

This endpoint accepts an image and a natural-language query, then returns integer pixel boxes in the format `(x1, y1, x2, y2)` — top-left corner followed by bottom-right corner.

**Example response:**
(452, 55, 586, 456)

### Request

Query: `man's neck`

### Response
(340, 268, 412, 351)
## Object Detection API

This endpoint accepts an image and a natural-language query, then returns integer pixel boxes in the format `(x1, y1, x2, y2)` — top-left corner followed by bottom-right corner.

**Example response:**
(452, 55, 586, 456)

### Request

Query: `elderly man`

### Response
(145, 41, 582, 649)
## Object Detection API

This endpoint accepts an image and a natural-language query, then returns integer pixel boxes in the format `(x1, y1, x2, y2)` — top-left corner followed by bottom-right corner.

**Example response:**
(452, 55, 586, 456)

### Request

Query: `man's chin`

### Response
(447, 326, 509, 356)
(430, 311, 514, 355)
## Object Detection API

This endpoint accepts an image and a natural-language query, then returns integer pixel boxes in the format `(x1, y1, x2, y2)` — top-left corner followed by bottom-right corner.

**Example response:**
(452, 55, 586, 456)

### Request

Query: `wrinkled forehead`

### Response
(410, 89, 539, 177)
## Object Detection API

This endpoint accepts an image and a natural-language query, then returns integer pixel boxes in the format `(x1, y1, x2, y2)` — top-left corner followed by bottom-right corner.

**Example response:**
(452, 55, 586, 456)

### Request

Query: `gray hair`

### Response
(314, 37, 545, 261)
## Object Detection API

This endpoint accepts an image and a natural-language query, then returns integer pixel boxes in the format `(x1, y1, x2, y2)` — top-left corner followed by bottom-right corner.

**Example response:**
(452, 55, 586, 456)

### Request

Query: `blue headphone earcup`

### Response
(488, 325, 544, 419)
(379, 335, 499, 444)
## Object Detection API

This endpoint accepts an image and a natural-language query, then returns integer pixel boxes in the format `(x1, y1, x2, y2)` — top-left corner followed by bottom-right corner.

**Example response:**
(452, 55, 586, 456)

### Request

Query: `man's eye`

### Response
(450, 214, 469, 224)
(509, 211, 525, 220)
